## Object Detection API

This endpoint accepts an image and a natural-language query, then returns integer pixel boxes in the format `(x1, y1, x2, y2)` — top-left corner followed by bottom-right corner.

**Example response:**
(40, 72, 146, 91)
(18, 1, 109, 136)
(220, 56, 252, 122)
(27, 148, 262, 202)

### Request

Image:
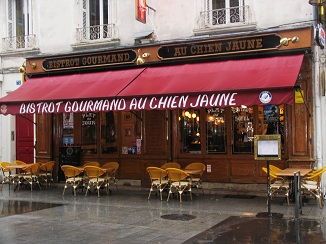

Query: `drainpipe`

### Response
(310, 2, 326, 195)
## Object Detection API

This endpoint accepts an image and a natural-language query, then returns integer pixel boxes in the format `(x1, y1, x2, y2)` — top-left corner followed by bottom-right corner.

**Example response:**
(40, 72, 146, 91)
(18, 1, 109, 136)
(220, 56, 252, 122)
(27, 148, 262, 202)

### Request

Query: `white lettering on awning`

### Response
(17, 93, 238, 114)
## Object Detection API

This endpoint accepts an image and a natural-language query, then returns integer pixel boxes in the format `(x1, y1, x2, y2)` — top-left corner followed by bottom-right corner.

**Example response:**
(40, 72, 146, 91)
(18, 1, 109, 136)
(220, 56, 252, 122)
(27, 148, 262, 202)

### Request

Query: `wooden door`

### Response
(16, 115, 34, 164)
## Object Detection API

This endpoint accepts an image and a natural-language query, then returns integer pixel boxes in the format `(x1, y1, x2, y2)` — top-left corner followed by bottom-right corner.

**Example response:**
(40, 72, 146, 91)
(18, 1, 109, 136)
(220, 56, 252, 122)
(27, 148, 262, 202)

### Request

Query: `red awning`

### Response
(0, 54, 303, 115)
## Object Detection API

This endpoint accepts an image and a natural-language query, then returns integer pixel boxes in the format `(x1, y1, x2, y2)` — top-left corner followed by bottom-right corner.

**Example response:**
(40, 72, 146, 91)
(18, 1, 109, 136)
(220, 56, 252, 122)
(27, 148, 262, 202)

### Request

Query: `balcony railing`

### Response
(2, 34, 37, 52)
(198, 5, 250, 29)
(76, 24, 118, 43)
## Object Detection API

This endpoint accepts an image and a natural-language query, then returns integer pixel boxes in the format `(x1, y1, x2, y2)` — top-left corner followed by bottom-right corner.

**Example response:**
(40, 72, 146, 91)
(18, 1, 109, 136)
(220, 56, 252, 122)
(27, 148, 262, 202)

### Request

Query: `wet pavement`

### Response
(0, 183, 326, 243)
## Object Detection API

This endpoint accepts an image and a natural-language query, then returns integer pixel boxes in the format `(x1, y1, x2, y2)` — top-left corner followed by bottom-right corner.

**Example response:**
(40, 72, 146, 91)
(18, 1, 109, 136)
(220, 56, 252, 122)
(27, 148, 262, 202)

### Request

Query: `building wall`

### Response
(0, 0, 320, 173)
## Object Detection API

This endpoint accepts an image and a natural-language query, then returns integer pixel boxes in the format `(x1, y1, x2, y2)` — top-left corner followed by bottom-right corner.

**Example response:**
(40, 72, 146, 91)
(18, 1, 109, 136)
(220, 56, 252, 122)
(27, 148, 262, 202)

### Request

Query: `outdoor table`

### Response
(4, 164, 29, 191)
(276, 168, 312, 203)
(183, 169, 203, 175)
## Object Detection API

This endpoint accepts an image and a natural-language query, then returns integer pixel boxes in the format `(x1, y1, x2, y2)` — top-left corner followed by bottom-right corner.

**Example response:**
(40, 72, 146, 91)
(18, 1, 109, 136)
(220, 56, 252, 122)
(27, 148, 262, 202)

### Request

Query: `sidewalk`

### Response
(0, 183, 325, 243)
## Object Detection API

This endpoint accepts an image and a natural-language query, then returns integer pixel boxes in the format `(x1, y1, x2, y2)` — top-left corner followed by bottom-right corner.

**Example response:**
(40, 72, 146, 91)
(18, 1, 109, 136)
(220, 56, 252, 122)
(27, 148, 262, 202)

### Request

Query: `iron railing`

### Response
(2, 34, 37, 51)
(76, 24, 118, 43)
(198, 5, 250, 28)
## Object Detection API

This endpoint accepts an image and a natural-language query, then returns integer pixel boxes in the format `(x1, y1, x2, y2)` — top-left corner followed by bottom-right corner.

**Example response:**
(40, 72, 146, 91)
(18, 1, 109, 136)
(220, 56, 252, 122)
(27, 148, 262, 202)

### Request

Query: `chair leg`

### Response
(62, 183, 68, 195)
(148, 185, 154, 200)
(167, 188, 173, 202)
(286, 191, 290, 205)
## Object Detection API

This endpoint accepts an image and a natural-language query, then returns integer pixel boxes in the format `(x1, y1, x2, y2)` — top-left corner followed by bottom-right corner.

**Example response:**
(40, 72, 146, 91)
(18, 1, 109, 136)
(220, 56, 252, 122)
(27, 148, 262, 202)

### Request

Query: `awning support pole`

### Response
(18, 115, 37, 125)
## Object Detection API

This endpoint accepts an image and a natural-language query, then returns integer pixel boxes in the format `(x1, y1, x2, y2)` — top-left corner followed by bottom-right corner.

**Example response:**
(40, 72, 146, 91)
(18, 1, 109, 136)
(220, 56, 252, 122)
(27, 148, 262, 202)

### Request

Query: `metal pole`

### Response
(267, 160, 271, 217)
(294, 170, 302, 218)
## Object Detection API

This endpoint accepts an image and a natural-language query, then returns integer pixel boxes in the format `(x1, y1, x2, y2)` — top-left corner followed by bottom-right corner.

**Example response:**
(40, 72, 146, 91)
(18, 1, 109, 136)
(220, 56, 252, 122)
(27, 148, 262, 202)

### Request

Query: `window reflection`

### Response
(179, 109, 201, 154)
(206, 108, 226, 154)
(100, 112, 118, 154)
(81, 112, 97, 154)
(232, 106, 254, 153)
(261, 104, 285, 152)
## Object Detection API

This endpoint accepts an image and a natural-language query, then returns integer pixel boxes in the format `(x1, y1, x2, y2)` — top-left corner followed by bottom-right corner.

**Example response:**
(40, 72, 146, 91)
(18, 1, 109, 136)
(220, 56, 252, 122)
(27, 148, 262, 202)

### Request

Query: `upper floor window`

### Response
(208, 0, 245, 25)
(3, 0, 36, 51)
(76, 0, 117, 42)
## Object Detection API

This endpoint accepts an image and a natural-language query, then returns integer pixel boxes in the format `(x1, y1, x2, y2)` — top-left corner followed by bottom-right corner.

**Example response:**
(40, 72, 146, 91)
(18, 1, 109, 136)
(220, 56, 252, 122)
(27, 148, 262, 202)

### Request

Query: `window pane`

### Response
(63, 113, 74, 145)
(121, 111, 142, 155)
(179, 109, 201, 154)
(100, 112, 118, 154)
(90, 0, 100, 26)
(212, 0, 226, 25)
(232, 106, 254, 154)
(81, 112, 97, 154)
(206, 108, 226, 154)
(261, 104, 285, 152)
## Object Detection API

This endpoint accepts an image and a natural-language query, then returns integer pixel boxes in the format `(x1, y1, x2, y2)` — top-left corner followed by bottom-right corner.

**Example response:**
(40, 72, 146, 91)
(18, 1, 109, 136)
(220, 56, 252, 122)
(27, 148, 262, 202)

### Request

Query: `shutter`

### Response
(7, 0, 13, 37)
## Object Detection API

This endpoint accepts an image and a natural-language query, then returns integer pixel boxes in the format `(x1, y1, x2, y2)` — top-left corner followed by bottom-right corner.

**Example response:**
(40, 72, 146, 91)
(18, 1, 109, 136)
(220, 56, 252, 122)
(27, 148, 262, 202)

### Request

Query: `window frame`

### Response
(82, 0, 111, 40)
(6, 0, 32, 38)
(206, 0, 245, 26)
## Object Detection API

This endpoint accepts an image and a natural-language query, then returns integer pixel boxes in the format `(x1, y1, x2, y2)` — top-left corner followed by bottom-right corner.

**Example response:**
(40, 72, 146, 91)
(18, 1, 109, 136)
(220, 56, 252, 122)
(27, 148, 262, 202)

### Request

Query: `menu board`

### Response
(254, 135, 281, 160)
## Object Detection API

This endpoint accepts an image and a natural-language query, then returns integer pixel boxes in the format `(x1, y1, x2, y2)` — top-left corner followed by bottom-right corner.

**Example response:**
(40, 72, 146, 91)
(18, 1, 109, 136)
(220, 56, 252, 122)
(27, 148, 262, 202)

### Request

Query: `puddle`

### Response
(161, 213, 197, 221)
(0, 200, 63, 217)
(183, 216, 326, 243)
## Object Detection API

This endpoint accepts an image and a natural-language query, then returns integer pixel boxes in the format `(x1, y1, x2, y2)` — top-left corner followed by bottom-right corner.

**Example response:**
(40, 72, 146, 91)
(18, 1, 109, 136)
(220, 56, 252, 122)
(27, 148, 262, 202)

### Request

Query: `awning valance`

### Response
(0, 54, 304, 115)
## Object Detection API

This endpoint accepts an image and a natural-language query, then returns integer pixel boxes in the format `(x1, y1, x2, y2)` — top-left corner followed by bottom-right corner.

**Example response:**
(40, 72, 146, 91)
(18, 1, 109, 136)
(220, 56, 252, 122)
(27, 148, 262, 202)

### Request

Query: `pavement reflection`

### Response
(183, 215, 325, 243)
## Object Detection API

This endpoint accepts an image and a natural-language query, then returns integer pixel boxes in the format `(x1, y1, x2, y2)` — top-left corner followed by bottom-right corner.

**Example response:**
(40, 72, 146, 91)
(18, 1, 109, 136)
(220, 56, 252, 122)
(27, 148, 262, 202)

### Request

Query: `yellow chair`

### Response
(20, 163, 41, 191)
(14, 160, 29, 174)
(166, 168, 192, 203)
(14, 160, 27, 165)
(302, 168, 326, 208)
(82, 162, 100, 167)
(101, 162, 119, 189)
(39, 161, 55, 187)
(262, 167, 290, 205)
(306, 166, 326, 178)
(0, 162, 20, 190)
(146, 167, 169, 200)
(185, 162, 206, 194)
(61, 165, 83, 196)
(83, 166, 107, 197)
(269, 165, 282, 173)
(161, 162, 181, 170)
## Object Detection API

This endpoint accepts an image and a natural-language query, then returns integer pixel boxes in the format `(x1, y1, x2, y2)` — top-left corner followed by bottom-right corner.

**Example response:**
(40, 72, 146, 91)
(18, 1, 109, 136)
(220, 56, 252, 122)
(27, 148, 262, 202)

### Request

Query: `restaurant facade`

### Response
(0, 26, 318, 187)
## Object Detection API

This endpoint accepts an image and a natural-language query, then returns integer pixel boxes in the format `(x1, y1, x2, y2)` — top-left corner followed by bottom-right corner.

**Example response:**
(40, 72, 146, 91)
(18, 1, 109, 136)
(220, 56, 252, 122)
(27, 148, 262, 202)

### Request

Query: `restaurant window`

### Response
(232, 106, 254, 154)
(207, 0, 244, 25)
(63, 113, 74, 145)
(81, 112, 97, 154)
(260, 104, 285, 153)
(179, 109, 201, 154)
(206, 108, 226, 154)
(82, 0, 110, 40)
(100, 111, 118, 154)
(121, 111, 142, 155)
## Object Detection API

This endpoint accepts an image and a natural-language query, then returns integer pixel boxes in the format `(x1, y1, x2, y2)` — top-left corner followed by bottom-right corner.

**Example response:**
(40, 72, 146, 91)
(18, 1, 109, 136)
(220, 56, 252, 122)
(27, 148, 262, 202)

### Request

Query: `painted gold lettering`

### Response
(226, 42, 232, 51)
(256, 38, 263, 48)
